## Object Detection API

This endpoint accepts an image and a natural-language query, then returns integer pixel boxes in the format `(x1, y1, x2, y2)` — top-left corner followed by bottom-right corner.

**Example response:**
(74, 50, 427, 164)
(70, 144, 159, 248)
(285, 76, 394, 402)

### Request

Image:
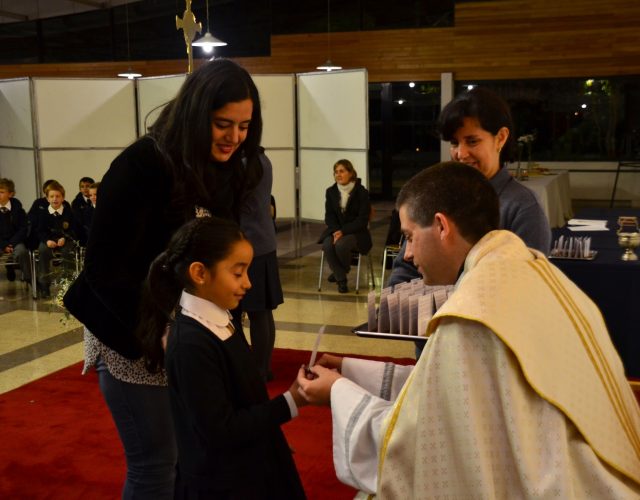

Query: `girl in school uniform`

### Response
(136, 217, 306, 499)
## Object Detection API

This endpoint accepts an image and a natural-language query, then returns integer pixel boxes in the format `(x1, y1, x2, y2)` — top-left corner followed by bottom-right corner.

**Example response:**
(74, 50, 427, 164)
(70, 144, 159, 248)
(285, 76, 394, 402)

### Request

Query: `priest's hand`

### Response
(296, 365, 342, 406)
(315, 353, 343, 372)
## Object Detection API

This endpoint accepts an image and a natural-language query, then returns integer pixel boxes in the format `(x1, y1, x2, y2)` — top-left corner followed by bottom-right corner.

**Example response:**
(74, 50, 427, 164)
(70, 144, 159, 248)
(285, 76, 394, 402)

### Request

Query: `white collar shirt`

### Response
(0, 200, 11, 211)
(48, 205, 64, 216)
(179, 290, 233, 340)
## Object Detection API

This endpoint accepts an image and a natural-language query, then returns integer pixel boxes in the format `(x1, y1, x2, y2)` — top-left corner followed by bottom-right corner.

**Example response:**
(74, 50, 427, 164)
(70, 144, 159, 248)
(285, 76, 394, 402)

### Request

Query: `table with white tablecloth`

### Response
(513, 170, 573, 228)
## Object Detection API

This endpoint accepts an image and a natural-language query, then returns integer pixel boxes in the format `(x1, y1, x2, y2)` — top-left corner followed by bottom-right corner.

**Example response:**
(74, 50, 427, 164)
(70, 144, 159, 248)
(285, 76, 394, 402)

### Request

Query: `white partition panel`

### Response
(34, 78, 136, 148)
(40, 149, 121, 201)
(264, 148, 296, 219)
(298, 70, 368, 149)
(299, 150, 368, 222)
(254, 74, 296, 219)
(0, 78, 33, 148)
(297, 69, 369, 221)
(254, 75, 296, 149)
(137, 74, 186, 135)
(0, 148, 38, 207)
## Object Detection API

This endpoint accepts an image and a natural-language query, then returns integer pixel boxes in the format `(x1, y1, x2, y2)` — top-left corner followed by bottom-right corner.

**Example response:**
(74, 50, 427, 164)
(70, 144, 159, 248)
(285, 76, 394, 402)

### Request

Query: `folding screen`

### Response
(137, 74, 186, 135)
(253, 74, 296, 219)
(297, 69, 369, 221)
(33, 78, 137, 205)
(0, 78, 38, 205)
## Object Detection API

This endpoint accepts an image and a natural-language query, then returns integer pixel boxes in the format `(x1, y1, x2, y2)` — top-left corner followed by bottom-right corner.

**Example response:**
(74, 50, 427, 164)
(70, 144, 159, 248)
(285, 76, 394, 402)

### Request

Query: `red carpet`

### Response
(0, 349, 411, 499)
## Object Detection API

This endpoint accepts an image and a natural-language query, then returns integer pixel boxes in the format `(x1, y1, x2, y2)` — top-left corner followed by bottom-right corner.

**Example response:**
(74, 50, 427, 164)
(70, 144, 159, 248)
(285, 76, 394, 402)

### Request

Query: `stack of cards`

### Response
(549, 235, 595, 259)
(367, 278, 455, 337)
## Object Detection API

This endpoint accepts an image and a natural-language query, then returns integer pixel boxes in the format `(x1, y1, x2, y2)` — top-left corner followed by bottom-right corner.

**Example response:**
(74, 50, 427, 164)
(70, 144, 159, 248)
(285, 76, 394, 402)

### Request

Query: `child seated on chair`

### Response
(36, 180, 78, 298)
(79, 181, 99, 245)
(0, 178, 31, 284)
(72, 177, 95, 246)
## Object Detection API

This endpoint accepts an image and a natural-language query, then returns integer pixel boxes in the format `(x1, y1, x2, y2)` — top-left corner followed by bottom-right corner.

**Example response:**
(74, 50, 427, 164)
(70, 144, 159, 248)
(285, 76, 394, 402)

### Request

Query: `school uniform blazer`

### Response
(317, 178, 373, 254)
(36, 206, 78, 244)
(167, 313, 305, 498)
(0, 197, 28, 249)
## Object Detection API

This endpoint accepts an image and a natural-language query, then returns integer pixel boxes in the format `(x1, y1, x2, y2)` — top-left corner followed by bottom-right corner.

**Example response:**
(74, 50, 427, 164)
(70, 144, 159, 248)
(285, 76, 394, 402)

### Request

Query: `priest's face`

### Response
(399, 205, 457, 286)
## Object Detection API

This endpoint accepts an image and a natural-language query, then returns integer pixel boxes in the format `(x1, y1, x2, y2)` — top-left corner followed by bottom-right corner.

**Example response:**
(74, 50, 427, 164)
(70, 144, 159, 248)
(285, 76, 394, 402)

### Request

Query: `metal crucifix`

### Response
(176, 0, 202, 74)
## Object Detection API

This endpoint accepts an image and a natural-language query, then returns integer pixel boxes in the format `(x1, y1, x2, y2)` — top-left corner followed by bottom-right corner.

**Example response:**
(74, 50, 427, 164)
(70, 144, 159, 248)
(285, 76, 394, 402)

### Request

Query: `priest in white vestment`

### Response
(297, 162, 640, 499)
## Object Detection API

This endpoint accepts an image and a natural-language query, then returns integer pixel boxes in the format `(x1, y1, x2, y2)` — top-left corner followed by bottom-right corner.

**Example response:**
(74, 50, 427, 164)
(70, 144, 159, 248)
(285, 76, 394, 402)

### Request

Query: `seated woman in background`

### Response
(389, 86, 551, 287)
(318, 159, 372, 293)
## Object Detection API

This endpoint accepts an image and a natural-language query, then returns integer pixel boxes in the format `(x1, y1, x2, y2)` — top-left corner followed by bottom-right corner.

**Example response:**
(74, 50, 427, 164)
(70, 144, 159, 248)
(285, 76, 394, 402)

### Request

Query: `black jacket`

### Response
(0, 197, 28, 249)
(317, 179, 372, 254)
(36, 206, 78, 244)
(64, 136, 241, 359)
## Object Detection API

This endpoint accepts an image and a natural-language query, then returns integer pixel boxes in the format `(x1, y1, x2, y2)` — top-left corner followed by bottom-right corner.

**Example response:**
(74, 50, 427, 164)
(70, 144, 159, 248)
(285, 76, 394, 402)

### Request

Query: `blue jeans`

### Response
(96, 360, 177, 499)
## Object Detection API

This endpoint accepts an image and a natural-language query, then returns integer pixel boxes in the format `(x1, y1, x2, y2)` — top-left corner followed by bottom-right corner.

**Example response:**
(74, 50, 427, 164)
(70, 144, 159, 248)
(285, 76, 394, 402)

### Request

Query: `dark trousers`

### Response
(37, 241, 75, 286)
(322, 234, 358, 282)
(248, 309, 276, 381)
(97, 360, 177, 499)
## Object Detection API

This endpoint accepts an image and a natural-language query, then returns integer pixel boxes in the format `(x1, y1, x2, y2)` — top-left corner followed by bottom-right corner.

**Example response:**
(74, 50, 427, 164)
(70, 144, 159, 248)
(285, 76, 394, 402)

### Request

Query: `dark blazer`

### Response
(36, 206, 78, 244)
(167, 314, 305, 499)
(27, 198, 72, 250)
(71, 193, 93, 245)
(0, 197, 28, 249)
(317, 179, 372, 254)
(63, 136, 242, 359)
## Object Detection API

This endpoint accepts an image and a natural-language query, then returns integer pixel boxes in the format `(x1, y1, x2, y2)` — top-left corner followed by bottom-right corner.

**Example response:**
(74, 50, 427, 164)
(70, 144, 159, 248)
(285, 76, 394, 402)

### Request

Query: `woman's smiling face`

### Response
(210, 99, 253, 163)
(448, 117, 509, 180)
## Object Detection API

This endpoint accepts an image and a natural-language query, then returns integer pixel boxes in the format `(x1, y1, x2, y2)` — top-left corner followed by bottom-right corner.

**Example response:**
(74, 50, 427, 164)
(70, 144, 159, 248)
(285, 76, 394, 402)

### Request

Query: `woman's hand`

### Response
(296, 365, 342, 406)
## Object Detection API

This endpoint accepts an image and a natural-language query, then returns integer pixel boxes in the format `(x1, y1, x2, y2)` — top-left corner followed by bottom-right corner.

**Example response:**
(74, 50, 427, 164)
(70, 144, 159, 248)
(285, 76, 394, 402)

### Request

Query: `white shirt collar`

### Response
(48, 205, 64, 215)
(179, 290, 233, 340)
(0, 200, 11, 211)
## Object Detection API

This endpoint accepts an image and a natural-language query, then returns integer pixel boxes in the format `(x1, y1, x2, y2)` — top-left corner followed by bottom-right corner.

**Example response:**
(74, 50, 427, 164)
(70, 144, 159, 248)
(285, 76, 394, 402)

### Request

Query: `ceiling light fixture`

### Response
(117, 2, 142, 79)
(192, 0, 227, 54)
(316, 0, 341, 71)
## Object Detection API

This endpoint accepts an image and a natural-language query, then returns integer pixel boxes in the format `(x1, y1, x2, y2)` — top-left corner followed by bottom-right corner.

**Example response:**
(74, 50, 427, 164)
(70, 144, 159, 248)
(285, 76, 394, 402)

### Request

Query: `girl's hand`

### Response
(315, 353, 343, 373)
(296, 365, 342, 406)
(288, 375, 308, 409)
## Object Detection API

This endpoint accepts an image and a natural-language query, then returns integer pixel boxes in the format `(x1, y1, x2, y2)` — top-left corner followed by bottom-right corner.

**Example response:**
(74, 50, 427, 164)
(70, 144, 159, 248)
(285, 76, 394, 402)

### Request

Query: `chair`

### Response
(0, 251, 36, 299)
(610, 160, 640, 207)
(317, 249, 375, 294)
(30, 242, 83, 299)
(380, 209, 404, 287)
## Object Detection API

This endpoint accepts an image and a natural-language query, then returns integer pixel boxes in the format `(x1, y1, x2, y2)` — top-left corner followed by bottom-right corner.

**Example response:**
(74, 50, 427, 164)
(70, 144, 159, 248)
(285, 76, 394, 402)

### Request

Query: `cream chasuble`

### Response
(334, 230, 640, 499)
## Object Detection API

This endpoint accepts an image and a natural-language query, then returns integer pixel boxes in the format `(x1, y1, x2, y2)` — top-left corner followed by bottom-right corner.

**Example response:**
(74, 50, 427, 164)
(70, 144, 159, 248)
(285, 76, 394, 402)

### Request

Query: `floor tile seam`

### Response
(0, 327, 83, 372)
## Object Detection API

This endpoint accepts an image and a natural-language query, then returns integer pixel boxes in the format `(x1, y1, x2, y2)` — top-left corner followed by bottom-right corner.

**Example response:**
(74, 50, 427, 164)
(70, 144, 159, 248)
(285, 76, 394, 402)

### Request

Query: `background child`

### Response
(27, 179, 71, 251)
(0, 178, 30, 283)
(36, 180, 78, 298)
(79, 181, 100, 244)
(72, 176, 94, 246)
(136, 217, 306, 499)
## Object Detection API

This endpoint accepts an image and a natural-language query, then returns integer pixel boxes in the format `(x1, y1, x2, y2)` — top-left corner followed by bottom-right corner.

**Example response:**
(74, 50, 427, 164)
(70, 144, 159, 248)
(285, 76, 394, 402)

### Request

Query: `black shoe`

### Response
(337, 281, 349, 293)
(6, 267, 16, 282)
(328, 273, 337, 283)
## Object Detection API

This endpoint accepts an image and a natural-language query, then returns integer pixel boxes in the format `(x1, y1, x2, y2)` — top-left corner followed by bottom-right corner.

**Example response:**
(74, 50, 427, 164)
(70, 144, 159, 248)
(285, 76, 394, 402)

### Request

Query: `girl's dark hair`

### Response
(148, 59, 263, 219)
(438, 87, 515, 164)
(136, 216, 248, 373)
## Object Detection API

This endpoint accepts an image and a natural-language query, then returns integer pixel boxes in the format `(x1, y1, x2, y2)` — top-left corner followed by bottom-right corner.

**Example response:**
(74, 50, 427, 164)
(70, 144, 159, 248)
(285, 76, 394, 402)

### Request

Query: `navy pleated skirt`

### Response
(241, 250, 283, 312)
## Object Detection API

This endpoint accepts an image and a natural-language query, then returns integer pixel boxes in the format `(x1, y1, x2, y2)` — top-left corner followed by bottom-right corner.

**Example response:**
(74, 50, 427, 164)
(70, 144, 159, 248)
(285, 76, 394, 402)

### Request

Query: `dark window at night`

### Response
(455, 78, 640, 162)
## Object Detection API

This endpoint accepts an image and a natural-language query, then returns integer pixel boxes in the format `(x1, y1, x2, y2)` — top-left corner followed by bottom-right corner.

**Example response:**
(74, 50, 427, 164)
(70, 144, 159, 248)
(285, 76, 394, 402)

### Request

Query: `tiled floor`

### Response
(0, 202, 414, 395)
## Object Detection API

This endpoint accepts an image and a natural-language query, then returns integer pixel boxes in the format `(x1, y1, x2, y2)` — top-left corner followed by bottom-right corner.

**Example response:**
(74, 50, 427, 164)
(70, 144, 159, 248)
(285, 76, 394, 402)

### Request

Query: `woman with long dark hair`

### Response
(64, 59, 263, 499)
